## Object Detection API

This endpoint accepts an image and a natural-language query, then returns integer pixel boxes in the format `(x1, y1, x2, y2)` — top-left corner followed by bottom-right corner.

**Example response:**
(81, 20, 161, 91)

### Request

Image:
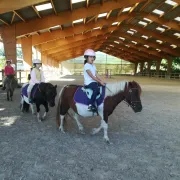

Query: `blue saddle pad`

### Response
(74, 86, 105, 106)
(21, 84, 38, 99)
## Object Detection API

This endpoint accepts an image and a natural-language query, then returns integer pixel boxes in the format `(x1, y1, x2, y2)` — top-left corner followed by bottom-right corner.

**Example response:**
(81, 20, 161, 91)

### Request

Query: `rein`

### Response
(37, 84, 47, 100)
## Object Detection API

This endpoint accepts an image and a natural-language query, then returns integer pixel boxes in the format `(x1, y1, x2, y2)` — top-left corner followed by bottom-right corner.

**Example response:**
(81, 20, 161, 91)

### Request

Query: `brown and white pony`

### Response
(56, 81, 142, 143)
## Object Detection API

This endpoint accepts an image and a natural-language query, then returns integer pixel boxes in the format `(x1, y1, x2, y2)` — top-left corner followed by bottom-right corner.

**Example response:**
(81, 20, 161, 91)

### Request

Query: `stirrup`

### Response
(88, 105, 97, 113)
(28, 98, 33, 104)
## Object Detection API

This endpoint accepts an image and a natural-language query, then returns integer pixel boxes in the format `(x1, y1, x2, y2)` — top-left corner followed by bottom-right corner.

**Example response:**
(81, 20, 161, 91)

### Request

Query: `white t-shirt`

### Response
(84, 63, 96, 85)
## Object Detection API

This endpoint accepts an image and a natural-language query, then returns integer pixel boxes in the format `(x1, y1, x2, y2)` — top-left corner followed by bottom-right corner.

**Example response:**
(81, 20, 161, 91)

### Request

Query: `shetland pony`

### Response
(56, 81, 142, 143)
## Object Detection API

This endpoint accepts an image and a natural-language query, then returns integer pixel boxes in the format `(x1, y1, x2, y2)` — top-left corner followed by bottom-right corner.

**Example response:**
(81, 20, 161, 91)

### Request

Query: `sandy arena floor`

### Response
(0, 75, 180, 180)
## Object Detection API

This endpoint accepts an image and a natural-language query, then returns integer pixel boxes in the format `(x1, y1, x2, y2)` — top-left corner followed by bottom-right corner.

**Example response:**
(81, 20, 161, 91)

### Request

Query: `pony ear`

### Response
(128, 81, 133, 88)
(55, 85, 57, 89)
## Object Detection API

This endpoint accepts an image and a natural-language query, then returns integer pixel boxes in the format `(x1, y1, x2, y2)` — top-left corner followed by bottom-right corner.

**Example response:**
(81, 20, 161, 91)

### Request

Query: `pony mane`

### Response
(130, 81, 142, 95)
(105, 81, 127, 97)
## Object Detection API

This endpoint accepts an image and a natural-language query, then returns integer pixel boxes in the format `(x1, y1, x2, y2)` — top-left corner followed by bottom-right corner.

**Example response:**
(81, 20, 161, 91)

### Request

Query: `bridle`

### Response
(123, 88, 141, 107)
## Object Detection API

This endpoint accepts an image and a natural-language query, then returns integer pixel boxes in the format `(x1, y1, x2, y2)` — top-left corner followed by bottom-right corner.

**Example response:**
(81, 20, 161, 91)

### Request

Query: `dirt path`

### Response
(0, 76, 180, 180)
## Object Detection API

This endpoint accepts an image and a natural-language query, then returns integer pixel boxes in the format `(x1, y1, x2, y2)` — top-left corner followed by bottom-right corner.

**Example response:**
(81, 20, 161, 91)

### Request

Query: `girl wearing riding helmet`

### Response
(84, 49, 105, 112)
(2, 59, 16, 90)
(27, 59, 45, 103)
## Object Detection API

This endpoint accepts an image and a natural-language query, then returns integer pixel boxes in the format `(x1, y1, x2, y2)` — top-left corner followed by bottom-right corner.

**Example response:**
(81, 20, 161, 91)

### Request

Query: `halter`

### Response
(123, 88, 141, 107)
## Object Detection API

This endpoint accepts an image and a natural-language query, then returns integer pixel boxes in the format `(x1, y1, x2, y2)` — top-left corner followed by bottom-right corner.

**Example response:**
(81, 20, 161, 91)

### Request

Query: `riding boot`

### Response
(88, 104, 97, 112)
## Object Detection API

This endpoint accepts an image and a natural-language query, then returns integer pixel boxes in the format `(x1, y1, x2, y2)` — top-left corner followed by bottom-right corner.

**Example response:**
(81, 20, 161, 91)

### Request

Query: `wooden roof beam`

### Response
(51, 0, 57, 15)
(35, 27, 116, 51)
(11, 12, 15, 24)
(32, 5, 41, 18)
(129, 2, 139, 13)
(103, 49, 140, 61)
(13, 10, 25, 22)
(106, 40, 171, 59)
(139, 0, 151, 11)
(86, 0, 89, 8)
(101, 50, 139, 62)
(101, 43, 160, 61)
(54, 53, 85, 62)
(70, 0, 73, 11)
(45, 36, 107, 55)
(54, 46, 100, 61)
(26, 19, 119, 45)
(49, 40, 105, 57)
(14, 0, 146, 36)
(119, 24, 180, 46)
(17, 11, 179, 46)
(0, 0, 48, 14)
(101, 46, 150, 61)
(106, 10, 112, 19)
(51, 45, 103, 59)
(0, 18, 9, 25)
(86, 16, 96, 24)
(104, 41, 168, 60)
(112, 31, 180, 57)
(140, 13, 179, 31)
(117, 8, 123, 17)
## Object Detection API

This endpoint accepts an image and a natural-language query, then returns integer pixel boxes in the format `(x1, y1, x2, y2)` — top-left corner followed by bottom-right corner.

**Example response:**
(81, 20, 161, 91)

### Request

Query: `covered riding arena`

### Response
(0, 0, 180, 179)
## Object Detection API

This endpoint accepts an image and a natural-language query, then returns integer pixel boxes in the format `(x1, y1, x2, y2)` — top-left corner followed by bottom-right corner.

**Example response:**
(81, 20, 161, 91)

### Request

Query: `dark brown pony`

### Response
(56, 81, 142, 143)
(5, 75, 17, 101)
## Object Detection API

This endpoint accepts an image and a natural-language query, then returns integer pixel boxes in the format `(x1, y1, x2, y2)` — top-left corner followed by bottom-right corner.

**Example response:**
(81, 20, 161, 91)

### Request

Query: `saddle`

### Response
(21, 84, 38, 100)
(74, 85, 105, 107)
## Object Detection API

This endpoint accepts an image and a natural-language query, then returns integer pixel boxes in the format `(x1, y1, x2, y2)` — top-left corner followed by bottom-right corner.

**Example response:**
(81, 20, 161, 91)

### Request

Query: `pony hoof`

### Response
(91, 128, 98, 135)
(79, 129, 85, 135)
(59, 127, 65, 133)
(104, 137, 110, 144)
(41, 117, 45, 121)
(38, 119, 42, 122)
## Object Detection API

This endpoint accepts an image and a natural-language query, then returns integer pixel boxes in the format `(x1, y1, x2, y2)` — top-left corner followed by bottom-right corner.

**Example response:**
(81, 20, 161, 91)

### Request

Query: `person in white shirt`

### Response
(83, 49, 105, 112)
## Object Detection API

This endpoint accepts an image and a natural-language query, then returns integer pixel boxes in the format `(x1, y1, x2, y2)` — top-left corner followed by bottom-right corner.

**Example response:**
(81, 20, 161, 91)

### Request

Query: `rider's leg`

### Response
(27, 84, 34, 103)
(86, 82, 98, 111)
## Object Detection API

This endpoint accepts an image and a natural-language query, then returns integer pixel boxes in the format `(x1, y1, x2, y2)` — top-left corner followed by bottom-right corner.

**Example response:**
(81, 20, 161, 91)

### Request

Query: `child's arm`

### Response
(86, 70, 105, 86)
(12, 67, 15, 75)
(96, 72, 104, 83)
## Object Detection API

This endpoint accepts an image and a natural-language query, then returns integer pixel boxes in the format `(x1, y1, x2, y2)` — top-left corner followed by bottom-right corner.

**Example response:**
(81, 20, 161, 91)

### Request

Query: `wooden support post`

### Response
(1, 25, 17, 66)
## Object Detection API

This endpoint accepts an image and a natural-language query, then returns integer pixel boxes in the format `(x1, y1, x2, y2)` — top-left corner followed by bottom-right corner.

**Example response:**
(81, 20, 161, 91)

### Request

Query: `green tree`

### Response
(0, 48, 4, 56)
(0, 57, 5, 69)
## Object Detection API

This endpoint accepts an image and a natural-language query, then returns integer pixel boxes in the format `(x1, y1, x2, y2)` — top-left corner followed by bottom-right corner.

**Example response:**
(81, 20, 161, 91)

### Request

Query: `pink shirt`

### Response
(4, 66, 15, 76)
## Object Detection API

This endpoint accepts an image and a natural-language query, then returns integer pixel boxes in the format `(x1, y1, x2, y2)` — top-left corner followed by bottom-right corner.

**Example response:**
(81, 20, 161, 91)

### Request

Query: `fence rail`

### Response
(0, 68, 62, 85)
(1, 70, 179, 85)
(135, 72, 180, 79)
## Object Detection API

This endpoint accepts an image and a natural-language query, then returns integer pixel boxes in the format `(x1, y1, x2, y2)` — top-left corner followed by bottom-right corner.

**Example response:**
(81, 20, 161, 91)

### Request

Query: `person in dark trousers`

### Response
(83, 49, 105, 112)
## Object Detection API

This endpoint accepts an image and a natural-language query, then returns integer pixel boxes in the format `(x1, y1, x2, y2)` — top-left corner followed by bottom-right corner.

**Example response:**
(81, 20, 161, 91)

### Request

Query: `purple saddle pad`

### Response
(74, 86, 105, 106)
(21, 84, 38, 99)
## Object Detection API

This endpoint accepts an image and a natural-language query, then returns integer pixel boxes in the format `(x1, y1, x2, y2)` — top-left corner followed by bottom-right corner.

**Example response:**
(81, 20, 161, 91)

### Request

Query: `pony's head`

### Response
(42, 83, 57, 107)
(124, 81, 142, 113)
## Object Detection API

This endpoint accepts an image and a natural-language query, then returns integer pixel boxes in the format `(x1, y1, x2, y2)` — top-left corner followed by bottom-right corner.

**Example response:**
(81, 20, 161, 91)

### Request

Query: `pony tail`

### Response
(56, 85, 66, 127)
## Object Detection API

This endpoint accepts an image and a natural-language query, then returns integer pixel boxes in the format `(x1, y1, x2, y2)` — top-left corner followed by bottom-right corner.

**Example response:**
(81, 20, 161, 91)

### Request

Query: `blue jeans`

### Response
(85, 82, 99, 107)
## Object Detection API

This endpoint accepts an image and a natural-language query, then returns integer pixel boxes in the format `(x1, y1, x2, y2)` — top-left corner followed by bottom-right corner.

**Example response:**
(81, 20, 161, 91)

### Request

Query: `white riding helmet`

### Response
(33, 59, 42, 64)
(6, 59, 12, 63)
(84, 49, 96, 57)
